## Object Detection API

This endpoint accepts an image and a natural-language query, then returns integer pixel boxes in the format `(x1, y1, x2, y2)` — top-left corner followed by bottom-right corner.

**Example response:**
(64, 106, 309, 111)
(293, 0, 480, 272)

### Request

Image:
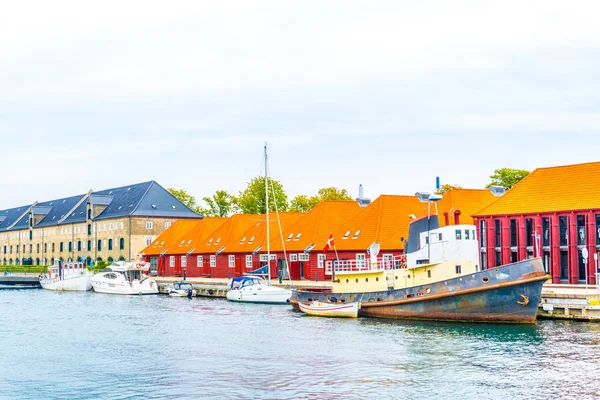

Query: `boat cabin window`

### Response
(465, 230, 470, 240)
(104, 273, 118, 279)
(455, 230, 462, 240)
(425, 235, 429, 244)
(438, 233, 443, 241)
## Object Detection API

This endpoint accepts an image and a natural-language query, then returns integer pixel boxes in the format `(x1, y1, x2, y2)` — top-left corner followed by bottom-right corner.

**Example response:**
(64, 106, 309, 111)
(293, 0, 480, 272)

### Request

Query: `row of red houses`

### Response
(141, 188, 498, 281)
(142, 161, 600, 285)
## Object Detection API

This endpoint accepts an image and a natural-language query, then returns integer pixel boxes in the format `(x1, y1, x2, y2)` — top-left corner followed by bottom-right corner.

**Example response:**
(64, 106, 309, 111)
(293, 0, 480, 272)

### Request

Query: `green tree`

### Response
(289, 187, 353, 212)
(486, 168, 530, 190)
(236, 177, 288, 214)
(168, 188, 201, 213)
(199, 190, 237, 217)
(434, 184, 463, 195)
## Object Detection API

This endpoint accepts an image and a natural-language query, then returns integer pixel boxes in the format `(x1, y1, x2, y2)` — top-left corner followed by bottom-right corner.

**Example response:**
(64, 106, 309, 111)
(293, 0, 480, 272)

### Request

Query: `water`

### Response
(1, 289, 599, 400)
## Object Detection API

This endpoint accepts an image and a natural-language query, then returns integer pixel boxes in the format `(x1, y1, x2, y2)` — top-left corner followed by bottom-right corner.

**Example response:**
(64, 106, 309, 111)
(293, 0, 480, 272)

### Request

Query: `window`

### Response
(120, 238, 125, 250)
(495, 251, 502, 267)
(494, 220, 501, 247)
(146, 221, 153, 230)
(542, 217, 551, 247)
(438, 233, 443, 241)
(229, 255, 235, 268)
(526, 218, 533, 247)
(294, 233, 302, 241)
(87, 241, 90, 251)
(343, 231, 351, 239)
(455, 230, 462, 240)
(77, 241, 81, 251)
(286, 234, 293, 241)
(260, 254, 269, 262)
(197, 256, 203, 267)
(210, 255, 216, 267)
(465, 230, 470, 240)
(165, 221, 172, 229)
(318, 254, 326, 269)
(352, 230, 361, 239)
(356, 253, 366, 268)
(246, 255, 253, 268)
(97, 240, 102, 251)
(170, 256, 175, 267)
(510, 219, 518, 247)
(298, 253, 309, 261)
(120, 222, 124, 230)
(145, 238, 152, 246)
(577, 215, 586, 246)
(559, 216, 569, 246)
(455, 265, 462, 274)
(108, 239, 113, 250)
(60, 242, 63, 252)
(181, 256, 187, 267)
(290, 254, 298, 262)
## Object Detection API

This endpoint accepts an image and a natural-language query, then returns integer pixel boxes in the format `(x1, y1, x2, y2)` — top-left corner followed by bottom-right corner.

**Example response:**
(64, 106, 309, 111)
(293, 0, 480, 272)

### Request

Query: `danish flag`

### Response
(322, 234, 335, 253)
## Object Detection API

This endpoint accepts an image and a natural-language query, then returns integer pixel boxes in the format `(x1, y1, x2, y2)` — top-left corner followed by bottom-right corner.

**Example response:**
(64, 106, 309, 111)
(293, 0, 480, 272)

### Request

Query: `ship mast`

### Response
(265, 142, 270, 283)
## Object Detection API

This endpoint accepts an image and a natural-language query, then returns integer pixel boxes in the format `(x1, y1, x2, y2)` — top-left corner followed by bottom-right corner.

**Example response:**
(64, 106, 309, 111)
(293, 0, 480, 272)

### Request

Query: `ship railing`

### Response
(331, 256, 406, 273)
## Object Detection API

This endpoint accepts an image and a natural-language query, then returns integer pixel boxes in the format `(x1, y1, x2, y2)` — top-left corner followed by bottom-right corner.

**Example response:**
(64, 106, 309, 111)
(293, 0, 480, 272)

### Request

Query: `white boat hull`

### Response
(298, 301, 360, 318)
(91, 278, 158, 295)
(226, 284, 291, 304)
(168, 289, 197, 297)
(40, 272, 93, 291)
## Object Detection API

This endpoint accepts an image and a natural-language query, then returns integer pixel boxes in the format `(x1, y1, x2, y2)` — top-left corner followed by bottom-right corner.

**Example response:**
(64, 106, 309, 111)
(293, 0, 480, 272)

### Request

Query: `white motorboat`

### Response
(226, 276, 291, 304)
(40, 261, 93, 291)
(167, 281, 196, 297)
(91, 261, 158, 295)
(298, 301, 360, 318)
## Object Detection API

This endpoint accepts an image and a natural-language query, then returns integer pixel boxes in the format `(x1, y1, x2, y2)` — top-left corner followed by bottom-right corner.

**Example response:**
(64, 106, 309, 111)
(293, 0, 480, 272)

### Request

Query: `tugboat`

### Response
(290, 208, 547, 323)
(40, 260, 93, 291)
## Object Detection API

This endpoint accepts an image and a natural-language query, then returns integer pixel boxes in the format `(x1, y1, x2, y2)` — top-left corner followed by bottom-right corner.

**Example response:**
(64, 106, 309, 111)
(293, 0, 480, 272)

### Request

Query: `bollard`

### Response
(316, 272, 318, 282)
(183, 269, 187, 281)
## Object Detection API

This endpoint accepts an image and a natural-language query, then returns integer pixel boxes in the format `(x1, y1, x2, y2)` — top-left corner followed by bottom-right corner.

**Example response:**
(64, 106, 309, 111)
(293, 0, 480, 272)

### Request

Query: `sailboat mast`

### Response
(265, 142, 270, 282)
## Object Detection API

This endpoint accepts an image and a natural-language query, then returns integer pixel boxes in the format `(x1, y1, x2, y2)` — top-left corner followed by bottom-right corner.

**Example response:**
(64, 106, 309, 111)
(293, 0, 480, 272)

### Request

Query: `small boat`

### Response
(226, 276, 291, 304)
(167, 281, 195, 298)
(298, 301, 360, 318)
(91, 260, 158, 295)
(40, 260, 93, 291)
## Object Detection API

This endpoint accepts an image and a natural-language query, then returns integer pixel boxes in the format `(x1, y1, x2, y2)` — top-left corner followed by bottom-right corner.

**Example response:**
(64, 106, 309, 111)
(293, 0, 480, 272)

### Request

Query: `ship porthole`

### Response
(365, 278, 369, 282)
(355, 279, 359, 283)
(482, 277, 489, 283)
(426, 288, 431, 294)
(376, 277, 379, 282)
(346, 279, 349, 283)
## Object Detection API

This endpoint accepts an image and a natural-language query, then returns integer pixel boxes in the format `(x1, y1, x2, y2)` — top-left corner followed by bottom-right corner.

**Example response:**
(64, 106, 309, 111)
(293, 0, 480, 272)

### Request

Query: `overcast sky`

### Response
(2, 1, 600, 209)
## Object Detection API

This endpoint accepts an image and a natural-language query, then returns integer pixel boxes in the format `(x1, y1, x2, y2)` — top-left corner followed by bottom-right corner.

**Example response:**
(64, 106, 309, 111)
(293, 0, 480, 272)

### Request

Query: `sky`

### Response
(2, 1, 600, 210)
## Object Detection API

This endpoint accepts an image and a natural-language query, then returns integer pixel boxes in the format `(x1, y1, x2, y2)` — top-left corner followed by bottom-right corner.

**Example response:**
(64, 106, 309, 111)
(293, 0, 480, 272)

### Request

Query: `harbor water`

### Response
(1, 289, 599, 400)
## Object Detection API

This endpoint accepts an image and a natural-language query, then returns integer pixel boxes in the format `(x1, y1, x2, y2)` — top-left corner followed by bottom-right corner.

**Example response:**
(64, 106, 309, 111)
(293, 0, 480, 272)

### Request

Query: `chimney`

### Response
(356, 184, 371, 207)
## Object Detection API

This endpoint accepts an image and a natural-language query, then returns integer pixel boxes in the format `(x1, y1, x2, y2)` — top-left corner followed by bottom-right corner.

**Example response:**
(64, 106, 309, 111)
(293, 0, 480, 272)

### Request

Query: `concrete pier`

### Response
(0, 273, 41, 287)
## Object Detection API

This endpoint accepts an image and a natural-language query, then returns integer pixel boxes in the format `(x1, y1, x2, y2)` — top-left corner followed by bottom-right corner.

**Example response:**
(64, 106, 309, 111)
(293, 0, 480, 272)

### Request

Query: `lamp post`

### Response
(582, 247, 589, 294)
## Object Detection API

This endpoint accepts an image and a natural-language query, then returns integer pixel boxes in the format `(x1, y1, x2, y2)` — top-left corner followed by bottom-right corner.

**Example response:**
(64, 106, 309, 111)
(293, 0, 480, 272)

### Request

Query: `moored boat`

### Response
(91, 260, 158, 295)
(40, 260, 93, 291)
(226, 276, 291, 304)
(298, 301, 360, 318)
(167, 281, 196, 297)
(290, 212, 548, 323)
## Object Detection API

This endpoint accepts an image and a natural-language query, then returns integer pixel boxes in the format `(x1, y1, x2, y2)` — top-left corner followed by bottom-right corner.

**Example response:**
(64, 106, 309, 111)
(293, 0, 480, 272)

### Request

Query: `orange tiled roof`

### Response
(473, 161, 600, 217)
(193, 214, 262, 254)
(437, 188, 498, 225)
(166, 217, 228, 254)
(270, 201, 362, 252)
(333, 195, 429, 251)
(141, 220, 201, 256)
(225, 212, 305, 254)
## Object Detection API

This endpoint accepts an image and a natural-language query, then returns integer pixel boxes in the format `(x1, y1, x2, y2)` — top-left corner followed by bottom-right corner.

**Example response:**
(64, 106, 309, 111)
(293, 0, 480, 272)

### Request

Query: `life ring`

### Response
(399, 255, 407, 269)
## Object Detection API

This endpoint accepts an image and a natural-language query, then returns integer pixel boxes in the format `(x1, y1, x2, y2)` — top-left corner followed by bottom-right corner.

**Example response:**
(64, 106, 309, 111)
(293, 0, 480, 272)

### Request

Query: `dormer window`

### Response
(187, 240, 192, 245)
(240, 237, 246, 244)
(352, 230, 361, 239)
(215, 238, 221, 244)
(207, 238, 213, 244)
(343, 231, 351, 239)
(294, 233, 302, 241)
(286, 233, 294, 241)
(180, 240, 185, 246)
(249, 236, 255, 244)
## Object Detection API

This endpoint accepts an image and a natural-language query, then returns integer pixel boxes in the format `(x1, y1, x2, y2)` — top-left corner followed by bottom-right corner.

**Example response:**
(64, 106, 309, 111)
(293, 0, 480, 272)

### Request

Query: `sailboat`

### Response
(226, 143, 292, 304)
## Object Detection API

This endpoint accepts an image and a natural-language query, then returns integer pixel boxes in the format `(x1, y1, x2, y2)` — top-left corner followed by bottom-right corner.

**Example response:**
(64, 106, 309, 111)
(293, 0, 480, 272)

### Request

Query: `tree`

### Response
(168, 188, 201, 213)
(236, 177, 288, 214)
(487, 168, 530, 190)
(289, 187, 354, 212)
(435, 184, 463, 195)
(199, 190, 237, 217)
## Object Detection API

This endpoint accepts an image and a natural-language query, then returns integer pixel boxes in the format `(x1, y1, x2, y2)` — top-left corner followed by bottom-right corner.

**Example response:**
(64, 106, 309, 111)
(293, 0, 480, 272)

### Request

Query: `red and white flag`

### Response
(322, 234, 335, 253)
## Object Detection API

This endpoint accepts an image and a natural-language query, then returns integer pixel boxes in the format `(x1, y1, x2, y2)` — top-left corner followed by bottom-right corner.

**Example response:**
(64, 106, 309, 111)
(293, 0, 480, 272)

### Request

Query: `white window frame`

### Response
(269, 254, 276, 260)
(197, 255, 203, 267)
(210, 255, 216, 267)
(246, 255, 253, 269)
(145, 237, 152, 246)
(290, 254, 298, 262)
(229, 255, 235, 268)
(356, 253, 366, 268)
(298, 253, 309, 262)
(259, 254, 269, 262)
(146, 221, 153, 230)
(181, 255, 187, 267)
(318, 254, 326, 269)
(169, 256, 175, 267)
